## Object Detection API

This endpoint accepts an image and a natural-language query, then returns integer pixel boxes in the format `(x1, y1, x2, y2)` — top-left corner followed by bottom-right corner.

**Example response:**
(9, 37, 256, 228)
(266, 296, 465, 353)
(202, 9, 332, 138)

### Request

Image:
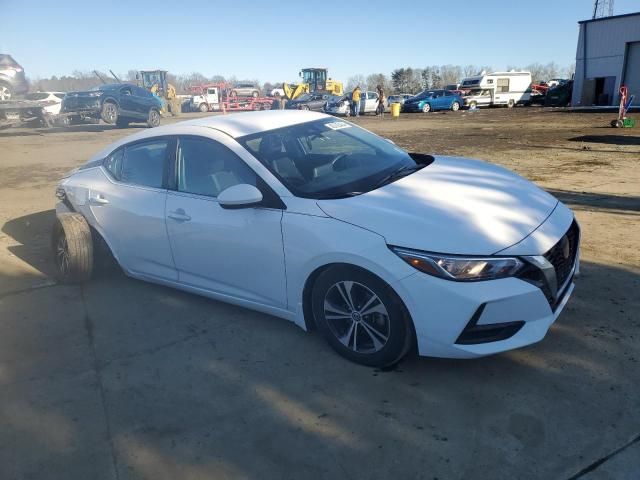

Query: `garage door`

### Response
(623, 42, 640, 100)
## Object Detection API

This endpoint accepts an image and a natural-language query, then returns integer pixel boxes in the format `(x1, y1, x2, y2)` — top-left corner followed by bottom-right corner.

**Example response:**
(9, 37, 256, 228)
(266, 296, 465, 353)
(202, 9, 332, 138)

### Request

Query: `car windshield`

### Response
(238, 119, 429, 199)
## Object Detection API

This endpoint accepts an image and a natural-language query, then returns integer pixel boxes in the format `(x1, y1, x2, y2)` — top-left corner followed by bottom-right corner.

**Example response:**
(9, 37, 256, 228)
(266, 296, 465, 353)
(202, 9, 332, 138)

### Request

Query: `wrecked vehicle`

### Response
(60, 83, 162, 128)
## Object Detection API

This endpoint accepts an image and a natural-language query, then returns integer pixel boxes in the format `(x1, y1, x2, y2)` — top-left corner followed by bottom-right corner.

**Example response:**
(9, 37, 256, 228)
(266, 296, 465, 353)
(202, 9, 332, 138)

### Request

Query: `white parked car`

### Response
(53, 111, 579, 367)
(324, 91, 380, 116)
(463, 89, 494, 109)
(24, 91, 66, 115)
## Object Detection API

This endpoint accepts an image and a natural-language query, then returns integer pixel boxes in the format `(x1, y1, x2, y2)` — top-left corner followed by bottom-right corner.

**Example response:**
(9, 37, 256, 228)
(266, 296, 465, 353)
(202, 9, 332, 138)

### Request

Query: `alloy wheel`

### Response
(103, 103, 117, 123)
(149, 109, 160, 127)
(56, 234, 70, 277)
(323, 281, 390, 354)
(0, 85, 11, 101)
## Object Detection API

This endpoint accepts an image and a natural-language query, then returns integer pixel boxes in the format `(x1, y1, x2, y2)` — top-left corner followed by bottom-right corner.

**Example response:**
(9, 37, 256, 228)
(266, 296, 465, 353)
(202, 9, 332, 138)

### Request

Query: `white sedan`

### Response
(53, 111, 579, 367)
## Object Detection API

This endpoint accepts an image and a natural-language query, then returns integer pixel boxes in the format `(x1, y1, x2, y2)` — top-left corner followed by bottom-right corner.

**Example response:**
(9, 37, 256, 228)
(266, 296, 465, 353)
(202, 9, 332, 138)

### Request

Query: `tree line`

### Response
(29, 62, 574, 95)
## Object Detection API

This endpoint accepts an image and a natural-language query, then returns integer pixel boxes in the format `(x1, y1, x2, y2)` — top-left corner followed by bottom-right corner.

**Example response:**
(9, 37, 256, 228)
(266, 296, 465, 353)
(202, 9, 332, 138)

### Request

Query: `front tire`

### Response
(147, 108, 161, 128)
(311, 266, 413, 367)
(51, 213, 93, 284)
(451, 101, 460, 111)
(199, 103, 209, 113)
(422, 103, 431, 113)
(101, 101, 118, 124)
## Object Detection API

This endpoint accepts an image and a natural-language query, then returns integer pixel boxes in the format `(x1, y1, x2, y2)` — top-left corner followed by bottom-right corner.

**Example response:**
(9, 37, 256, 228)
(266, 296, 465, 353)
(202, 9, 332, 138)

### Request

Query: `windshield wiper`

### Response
(317, 191, 365, 200)
(374, 164, 424, 189)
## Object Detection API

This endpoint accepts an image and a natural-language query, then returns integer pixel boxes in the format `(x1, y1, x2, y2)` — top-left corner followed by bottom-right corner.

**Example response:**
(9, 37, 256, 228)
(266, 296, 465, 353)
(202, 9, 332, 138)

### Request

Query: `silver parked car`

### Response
(232, 83, 261, 98)
(386, 94, 413, 108)
(0, 54, 29, 100)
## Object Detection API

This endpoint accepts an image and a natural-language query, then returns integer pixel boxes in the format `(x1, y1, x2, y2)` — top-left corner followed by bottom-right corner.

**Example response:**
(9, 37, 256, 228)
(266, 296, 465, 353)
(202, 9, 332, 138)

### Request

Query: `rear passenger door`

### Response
(88, 138, 177, 280)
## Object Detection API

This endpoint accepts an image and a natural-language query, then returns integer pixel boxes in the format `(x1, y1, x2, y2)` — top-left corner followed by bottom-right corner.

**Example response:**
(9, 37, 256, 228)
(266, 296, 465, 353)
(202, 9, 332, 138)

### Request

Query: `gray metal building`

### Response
(572, 12, 640, 106)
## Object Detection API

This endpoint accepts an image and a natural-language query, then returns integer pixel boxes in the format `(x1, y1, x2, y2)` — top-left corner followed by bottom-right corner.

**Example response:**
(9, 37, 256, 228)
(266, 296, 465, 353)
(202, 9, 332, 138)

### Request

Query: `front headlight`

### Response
(390, 247, 524, 281)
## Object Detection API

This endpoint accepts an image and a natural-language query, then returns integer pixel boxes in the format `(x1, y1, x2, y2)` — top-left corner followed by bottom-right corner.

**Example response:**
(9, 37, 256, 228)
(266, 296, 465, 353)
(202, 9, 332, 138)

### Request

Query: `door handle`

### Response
(168, 210, 191, 222)
(90, 194, 109, 205)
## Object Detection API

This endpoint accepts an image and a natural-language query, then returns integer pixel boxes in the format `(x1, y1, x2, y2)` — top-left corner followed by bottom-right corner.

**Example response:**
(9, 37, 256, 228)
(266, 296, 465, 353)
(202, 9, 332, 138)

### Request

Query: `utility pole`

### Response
(592, 0, 615, 19)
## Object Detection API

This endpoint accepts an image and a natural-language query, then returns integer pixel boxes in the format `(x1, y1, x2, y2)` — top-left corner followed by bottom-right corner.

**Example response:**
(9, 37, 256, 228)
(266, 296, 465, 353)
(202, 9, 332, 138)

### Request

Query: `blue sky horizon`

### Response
(2, 0, 638, 83)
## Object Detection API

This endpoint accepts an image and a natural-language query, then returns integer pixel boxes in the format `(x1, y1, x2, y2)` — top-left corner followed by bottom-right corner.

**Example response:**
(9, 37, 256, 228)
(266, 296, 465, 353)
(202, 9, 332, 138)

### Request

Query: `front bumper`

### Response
(392, 208, 579, 359)
(402, 103, 422, 112)
(396, 267, 576, 358)
(325, 105, 349, 115)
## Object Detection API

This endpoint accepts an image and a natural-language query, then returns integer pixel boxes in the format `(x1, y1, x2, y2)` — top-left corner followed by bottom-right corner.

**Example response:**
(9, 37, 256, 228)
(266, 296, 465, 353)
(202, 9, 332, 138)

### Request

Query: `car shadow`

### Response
(547, 189, 640, 214)
(2, 209, 58, 279)
(569, 135, 640, 146)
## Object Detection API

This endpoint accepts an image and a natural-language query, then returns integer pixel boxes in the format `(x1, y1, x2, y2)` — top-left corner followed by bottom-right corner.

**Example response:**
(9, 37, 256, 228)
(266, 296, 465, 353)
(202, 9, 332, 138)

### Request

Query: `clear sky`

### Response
(2, 0, 638, 82)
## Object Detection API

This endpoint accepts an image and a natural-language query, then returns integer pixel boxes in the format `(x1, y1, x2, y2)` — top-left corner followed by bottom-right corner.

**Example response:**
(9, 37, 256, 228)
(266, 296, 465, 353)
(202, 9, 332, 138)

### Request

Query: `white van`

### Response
(460, 71, 532, 107)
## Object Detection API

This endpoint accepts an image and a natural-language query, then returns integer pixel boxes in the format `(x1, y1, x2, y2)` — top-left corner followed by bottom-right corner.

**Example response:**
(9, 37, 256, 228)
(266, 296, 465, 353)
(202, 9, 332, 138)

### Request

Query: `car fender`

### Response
(282, 213, 416, 330)
(101, 95, 119, 108)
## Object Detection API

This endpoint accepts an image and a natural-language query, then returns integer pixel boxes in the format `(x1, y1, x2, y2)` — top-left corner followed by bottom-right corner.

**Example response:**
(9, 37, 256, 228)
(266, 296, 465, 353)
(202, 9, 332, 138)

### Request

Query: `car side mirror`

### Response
(218, 184, 263, 209)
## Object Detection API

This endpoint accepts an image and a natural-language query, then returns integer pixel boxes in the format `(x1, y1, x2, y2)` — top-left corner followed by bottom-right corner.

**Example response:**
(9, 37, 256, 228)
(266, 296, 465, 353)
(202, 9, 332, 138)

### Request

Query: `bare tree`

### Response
(366, 73, 391, 92)
(440, 65, 462, 87)
(346, 74, 366, 91)
(463, 65, 479, 77)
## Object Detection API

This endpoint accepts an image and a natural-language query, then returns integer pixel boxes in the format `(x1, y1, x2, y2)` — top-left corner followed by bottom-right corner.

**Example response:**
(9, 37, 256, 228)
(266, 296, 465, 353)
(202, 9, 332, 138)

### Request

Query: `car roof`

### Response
(176, 110, 328, 137)
(86, 111, 329, 162)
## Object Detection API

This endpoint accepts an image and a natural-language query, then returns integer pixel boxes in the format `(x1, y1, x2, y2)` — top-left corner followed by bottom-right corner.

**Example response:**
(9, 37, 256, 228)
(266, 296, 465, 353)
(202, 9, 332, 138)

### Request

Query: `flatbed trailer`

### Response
(0, 100, 53, 128)
(189, 83, 275, 112)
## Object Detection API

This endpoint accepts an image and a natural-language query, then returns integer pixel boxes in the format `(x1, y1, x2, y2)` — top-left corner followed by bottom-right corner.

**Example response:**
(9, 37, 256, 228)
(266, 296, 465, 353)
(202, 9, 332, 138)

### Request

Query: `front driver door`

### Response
(165, 135, 287, 308)
(118, 86, 136, 117)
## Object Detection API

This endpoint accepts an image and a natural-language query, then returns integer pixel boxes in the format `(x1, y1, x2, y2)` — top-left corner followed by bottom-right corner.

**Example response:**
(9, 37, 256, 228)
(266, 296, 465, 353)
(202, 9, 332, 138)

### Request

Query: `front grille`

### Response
(516, 220, 579, 311)
(544, 220, 579, 289)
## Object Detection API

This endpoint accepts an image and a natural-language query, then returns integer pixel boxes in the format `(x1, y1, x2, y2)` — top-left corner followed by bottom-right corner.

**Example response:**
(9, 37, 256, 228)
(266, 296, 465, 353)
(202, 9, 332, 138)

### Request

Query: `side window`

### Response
(497, 78, 510, 93)
(176, 137, 256, 198)
(104, 149, 124, 179)
(121, 87, 132, 96)
(121, 140, 168, 188)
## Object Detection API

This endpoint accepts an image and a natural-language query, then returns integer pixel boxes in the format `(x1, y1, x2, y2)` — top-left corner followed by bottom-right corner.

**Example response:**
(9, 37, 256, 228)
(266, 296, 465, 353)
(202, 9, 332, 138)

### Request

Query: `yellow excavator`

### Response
(139, 70, 181, 116)
(283, 68, 344, 100)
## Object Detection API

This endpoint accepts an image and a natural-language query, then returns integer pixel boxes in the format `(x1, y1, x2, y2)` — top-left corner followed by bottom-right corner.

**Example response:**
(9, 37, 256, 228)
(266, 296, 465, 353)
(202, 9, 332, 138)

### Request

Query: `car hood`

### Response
(317, 156, 559, 255)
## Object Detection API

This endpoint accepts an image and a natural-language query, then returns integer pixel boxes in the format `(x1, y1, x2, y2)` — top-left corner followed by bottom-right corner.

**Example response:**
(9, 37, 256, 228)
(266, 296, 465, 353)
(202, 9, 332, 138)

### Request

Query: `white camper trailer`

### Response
(461, 71, 532, 108)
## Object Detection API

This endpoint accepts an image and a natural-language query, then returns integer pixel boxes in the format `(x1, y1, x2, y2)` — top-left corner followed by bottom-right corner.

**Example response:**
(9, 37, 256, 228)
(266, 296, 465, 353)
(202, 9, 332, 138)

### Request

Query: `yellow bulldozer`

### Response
(139, 70, 181, 116)
(283, 68, 344, 100)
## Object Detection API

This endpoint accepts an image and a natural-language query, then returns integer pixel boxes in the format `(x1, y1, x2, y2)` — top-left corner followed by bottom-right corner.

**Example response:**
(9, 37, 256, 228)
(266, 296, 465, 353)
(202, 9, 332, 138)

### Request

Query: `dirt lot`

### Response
(0, 108, 639, 480)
